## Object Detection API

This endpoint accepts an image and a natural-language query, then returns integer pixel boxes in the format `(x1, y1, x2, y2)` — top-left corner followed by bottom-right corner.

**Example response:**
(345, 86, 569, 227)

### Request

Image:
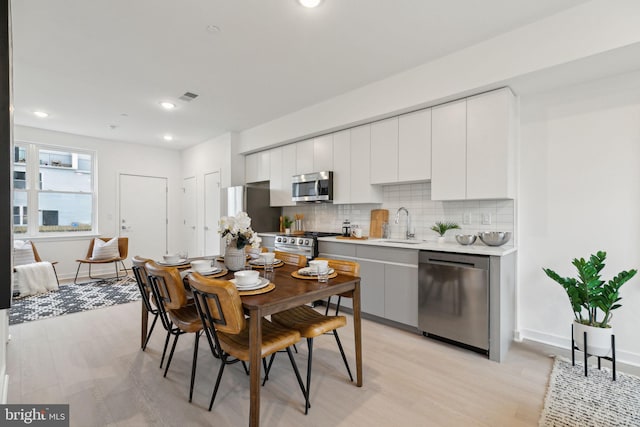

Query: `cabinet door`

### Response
(313, 134, 333, 172)
(466, 89, 515, 199)
(431, 99, 467, 200)
(296, 139, 314, 175)
(269, 145, 297, 207)
(358, 259, 385, 317)
(269, 147, 283, 206)
(332, 130, 351, 204)
(246, 151, 270, 183)
(398, 109, 431, 182)
(350, 125, 382, 204)
(370, 117, 399, 184)
(384, 264, 418, 327)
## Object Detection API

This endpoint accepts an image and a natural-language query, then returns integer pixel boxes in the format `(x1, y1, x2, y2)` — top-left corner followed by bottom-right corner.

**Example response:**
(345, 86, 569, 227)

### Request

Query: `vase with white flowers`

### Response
(218, 212, 261, 271)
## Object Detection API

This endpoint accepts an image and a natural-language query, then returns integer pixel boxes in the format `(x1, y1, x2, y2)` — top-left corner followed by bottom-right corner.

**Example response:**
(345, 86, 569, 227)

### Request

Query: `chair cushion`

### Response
(271, 305, 347, 338)
(91, 238, 120, 260)
(218, 320, 301, 361)
(13, 240, 37, 266)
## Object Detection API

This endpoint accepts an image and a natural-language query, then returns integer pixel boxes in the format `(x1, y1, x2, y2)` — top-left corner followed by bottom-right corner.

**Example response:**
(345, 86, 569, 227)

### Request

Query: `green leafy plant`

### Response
(543, 251, 637, 328)
(283, 216, 293, 229)
(430, 221, 460, 237)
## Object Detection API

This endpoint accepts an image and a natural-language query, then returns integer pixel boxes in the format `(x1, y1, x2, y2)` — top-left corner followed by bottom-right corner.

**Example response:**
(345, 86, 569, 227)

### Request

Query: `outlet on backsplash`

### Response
(463, 212, 472, 225)
(482, 213, 492, 225)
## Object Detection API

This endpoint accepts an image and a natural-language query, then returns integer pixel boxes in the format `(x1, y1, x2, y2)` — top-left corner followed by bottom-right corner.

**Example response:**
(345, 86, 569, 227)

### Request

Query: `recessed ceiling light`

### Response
(298, 0, 322, 8)
(206, 25, 221, 34)
(34, 111, 49, 118)
(163, 135, 173, 141)
(160, 101, 176, 110)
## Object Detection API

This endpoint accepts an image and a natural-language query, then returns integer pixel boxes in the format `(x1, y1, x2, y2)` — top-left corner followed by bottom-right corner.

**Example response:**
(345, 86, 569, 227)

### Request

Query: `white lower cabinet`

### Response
(318, 241, 418, 327)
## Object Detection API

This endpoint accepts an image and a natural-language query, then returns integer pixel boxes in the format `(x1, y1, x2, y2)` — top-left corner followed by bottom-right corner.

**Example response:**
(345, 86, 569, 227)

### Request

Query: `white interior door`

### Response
(204, 171, 221, 256)
(119, 174, 167, 263)
(183, 176, 197, 257)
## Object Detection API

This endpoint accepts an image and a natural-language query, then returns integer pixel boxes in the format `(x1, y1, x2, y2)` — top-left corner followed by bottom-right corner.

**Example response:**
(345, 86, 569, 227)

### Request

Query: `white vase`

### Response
(224, 241, 246, 271)
(573, 321, 613, 357)
(437, 236, 446, 244)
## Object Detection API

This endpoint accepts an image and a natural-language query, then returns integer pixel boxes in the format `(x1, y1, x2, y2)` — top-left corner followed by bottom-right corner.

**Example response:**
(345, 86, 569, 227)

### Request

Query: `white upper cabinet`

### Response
(313, 134, 333, 172)
(398, 109, 431, 182)
(332, 130, 351, 204)
(269, 144, 297, 207)
(371, 110, 432, 184)
(245, 151, 270, 183)
(350, 124, 383, 204)
(431, 88, 515, 200)
(466, 89, 515, 199)
(295, 139, 314, 175)
(370, 117, 399, 184)
(431, 99, 467, 200)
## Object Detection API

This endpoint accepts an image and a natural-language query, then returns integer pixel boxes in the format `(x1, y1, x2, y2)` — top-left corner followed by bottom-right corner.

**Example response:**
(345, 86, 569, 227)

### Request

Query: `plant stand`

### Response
(571, 326, 616, 381)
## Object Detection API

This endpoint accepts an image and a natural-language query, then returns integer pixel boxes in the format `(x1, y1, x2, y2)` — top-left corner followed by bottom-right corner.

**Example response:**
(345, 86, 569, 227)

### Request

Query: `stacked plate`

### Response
(193, 266, 222, 276)
(249, 258, 283, 267)
(230, 276, 269, 291)
(297, 267, 335, 276)
(158, 259, 189, 266)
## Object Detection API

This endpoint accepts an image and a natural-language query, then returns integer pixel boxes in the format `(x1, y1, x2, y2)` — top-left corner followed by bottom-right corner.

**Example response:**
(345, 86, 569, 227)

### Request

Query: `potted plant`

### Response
(543, 251, 637, 356)
(430, 221, 460, 243)
(283, 216, 293, 234)
(219, 212, 261, 271)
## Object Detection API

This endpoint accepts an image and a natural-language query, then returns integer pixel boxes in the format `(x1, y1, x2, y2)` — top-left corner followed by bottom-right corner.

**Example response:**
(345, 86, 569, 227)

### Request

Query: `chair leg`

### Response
(160, 329, 171, 368)
(262, 353, 277, 386)
(142, 312, 159, 351)
(304, 338, 313, 414)
(209, 361, 227, 411)
(189, 331, 200, 403)
(73, 263, 83, 285)
(51, 265, 60, 285)
(324, 296, 332, 316)
(114, 261, 120, 280)
(285, 347, 308, 413)
(241, 361, 249, 375)
(333, 330, 353, 382)
(164, 333, 180, 377)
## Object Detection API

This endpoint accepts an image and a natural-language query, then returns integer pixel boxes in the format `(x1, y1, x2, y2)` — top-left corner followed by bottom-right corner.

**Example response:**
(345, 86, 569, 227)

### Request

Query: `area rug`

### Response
(539, 357, 640, 426)
(9, 276, 141, 325)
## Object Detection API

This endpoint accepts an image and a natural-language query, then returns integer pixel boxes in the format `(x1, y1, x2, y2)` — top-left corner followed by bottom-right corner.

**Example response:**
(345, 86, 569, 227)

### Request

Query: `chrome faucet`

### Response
(394, 207, 414, 240)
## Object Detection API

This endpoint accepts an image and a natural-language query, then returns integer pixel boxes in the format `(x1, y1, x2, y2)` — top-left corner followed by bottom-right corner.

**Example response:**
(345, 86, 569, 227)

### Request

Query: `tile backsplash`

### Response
(283, 182, 515, 243)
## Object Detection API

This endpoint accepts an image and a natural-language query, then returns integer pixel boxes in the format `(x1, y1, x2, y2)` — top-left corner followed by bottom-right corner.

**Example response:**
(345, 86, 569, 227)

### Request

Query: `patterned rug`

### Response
(539, 357, 640, 426)
(9, 276, 141, 325)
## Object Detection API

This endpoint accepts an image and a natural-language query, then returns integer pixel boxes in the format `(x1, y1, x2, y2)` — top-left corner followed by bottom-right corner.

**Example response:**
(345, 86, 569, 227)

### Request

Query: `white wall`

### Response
(14, 125, 184, 279)
(518, 70, 640, 365)
(238, 0, 640, 153)
(180, 132, 233, 256)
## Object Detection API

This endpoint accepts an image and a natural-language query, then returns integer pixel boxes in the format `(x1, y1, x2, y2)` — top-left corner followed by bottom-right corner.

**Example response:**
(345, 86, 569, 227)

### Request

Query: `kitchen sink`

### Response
(374, 239, 424, 245)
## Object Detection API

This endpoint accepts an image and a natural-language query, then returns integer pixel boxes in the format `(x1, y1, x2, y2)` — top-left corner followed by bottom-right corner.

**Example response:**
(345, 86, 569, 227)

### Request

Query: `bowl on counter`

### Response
(455, 234, 477, 245)
(477, 231, 512, 247)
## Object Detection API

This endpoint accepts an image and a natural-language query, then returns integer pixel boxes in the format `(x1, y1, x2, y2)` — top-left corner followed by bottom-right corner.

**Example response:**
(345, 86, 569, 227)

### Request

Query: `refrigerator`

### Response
(220, 181, 281, 233)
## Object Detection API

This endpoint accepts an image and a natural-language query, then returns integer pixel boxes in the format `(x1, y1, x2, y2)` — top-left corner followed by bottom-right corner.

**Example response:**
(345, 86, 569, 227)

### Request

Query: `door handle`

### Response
(204, 226, 209, 231)
(191, 226, 196, 230)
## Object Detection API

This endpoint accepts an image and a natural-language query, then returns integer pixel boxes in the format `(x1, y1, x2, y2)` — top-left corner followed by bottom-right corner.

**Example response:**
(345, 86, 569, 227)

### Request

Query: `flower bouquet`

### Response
(219, 211, 262, 250)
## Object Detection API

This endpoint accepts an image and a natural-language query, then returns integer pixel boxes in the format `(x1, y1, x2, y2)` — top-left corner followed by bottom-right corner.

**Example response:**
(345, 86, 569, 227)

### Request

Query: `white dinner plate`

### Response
(158, 259, 189, 266)
(249, 258, 283, 266)
(297, 267, 335, 276)
(192, 267, 222, 275)
(230, 277, 269, 291)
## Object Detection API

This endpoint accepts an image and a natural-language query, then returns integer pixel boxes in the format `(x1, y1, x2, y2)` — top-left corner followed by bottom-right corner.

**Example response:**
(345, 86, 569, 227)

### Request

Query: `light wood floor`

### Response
(7, 297, 559, 426)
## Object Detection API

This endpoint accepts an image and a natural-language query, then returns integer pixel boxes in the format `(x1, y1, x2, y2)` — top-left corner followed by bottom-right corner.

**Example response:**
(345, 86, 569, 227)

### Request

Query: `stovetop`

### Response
(277, 231, 341, 238)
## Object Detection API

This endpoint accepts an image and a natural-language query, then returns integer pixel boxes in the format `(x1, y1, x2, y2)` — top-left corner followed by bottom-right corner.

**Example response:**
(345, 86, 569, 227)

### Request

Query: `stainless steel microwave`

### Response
(292, 171, 333, 203)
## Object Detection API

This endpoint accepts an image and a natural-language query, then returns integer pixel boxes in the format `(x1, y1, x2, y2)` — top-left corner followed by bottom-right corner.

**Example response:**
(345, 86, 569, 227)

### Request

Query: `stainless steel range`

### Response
(274, 232, 341, 259)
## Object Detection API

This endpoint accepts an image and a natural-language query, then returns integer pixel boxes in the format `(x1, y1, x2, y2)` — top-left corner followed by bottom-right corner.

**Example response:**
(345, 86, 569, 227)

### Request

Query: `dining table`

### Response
(140, 257, 363, 427)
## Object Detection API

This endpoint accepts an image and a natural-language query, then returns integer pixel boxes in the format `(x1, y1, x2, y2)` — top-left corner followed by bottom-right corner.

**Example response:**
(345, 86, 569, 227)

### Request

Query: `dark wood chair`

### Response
(146, 261, 203, 402)
(74, 237, 129, 284)
(270, 258, 359, 414)
(188, 273, 307, 412)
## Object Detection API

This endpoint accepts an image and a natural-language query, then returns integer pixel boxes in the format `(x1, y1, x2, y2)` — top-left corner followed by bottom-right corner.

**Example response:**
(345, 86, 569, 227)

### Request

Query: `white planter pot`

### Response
(573, 321, 613, 357)
(437, 236, 446, 244)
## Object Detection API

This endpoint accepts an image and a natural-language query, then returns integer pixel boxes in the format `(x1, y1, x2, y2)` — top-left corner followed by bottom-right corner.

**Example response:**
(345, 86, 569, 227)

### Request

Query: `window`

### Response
(14, 143, 96, 235)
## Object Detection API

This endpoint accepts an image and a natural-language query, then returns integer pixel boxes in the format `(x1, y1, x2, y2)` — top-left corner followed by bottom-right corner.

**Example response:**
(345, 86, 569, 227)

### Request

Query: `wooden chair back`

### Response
(314, 258, 360, 277)
(132, 256, 155, 311)
(188, 273, 246, 335)
(274, 250, 308, 267)
(83, 237, 129, 260)
(145, 261, 189, 310)
(30, 242, 43, 263)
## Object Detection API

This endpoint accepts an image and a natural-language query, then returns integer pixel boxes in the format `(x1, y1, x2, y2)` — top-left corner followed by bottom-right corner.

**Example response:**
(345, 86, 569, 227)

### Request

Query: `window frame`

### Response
(13, 141, 98, 238)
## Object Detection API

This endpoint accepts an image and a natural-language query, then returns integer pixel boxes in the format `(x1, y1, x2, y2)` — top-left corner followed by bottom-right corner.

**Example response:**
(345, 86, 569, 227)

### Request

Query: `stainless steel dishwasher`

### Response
(418, 251, 489, 354)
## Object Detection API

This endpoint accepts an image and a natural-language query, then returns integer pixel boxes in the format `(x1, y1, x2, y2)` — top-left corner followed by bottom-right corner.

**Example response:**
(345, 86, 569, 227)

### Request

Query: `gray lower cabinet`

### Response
(319, 241, 418, 327)
(258, 234, 276, 252)
(384, 263, 418, 326)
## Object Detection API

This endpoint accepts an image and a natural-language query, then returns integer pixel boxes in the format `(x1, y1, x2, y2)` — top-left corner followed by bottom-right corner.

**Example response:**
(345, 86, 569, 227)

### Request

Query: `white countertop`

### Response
(317, 236, 517, 256)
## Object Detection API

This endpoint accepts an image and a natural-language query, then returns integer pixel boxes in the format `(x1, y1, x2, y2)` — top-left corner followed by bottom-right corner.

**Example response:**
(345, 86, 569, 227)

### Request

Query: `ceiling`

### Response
(11, 0, 588, 150)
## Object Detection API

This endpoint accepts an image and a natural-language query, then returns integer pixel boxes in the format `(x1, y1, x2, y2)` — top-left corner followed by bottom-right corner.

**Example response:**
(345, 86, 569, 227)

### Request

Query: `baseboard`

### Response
(520, 328, 640, 368)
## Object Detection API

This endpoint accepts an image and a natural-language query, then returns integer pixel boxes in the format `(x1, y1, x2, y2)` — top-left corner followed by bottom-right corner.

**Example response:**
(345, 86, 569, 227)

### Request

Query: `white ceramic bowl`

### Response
(163, 254, 180, 263)
(260, 252, 276, 263)
(190, 260, 211, 273)
(234, 270, 260, 286)
(308, 259, 329, 272)
(247, 247, 262, 259)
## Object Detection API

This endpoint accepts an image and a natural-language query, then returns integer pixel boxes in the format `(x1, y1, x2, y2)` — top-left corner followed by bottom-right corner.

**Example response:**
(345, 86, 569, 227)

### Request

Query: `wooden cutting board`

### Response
(369, 209, 389, 238)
